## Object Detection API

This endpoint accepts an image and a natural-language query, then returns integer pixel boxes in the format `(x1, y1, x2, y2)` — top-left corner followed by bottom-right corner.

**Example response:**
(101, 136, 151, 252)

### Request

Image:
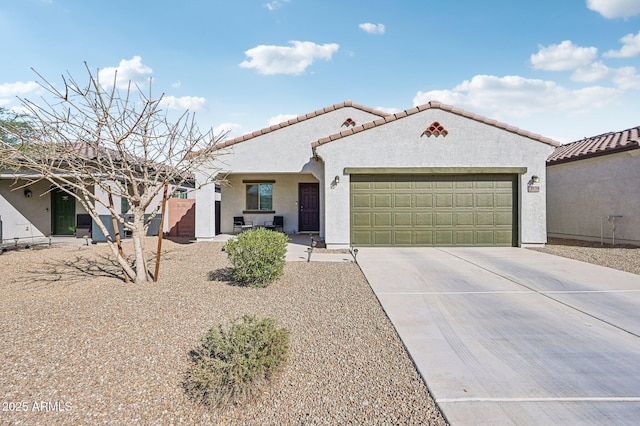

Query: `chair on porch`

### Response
(233, 216, 253, 233)
(264, 216, 284, 233)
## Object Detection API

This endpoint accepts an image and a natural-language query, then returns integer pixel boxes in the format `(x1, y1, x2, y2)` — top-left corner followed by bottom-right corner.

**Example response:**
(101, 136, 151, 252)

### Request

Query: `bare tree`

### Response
(0, 64, 226, 283)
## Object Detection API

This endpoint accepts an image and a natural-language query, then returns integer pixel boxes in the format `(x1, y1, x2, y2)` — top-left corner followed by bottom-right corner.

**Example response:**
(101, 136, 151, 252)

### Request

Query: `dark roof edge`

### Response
(311, 101, 560, 148)
(547, 141, 640, 166)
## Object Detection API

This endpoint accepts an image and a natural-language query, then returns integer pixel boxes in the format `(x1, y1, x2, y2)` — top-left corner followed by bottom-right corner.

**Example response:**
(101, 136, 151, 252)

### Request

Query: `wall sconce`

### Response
(334, 175, 340, 185)
(24, 189, 32, 198)
(531, 175, 540, 183)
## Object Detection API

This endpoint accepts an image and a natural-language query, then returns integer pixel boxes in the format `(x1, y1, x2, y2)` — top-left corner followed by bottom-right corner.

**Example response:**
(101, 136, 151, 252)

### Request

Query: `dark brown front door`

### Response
(298, 183, 319, 232)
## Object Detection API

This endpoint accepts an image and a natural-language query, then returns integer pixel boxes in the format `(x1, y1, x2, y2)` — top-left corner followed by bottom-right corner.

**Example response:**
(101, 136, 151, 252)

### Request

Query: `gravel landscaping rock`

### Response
(531, 237, 640, 275)
(0, 239, 447, 425)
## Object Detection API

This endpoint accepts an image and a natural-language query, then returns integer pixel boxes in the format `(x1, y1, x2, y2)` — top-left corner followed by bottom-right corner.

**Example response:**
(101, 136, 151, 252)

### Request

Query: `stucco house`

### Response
(195, 100, 558, 248)
(0, 174, 172, 243)
(547, 126, 640, 246)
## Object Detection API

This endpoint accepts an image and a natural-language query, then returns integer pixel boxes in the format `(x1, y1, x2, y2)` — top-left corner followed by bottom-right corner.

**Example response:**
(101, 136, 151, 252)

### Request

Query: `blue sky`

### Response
(1, 0, 640, 143)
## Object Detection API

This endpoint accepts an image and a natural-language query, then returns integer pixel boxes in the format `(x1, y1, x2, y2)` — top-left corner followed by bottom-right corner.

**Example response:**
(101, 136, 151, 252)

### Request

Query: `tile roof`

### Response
(213, 101, 389, 150)
(311, 101, 560, 148)
(547, 125, 640, 165)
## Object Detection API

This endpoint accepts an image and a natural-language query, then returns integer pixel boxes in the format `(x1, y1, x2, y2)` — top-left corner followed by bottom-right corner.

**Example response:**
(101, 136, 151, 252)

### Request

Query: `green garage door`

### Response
(350, 174, 517, 247)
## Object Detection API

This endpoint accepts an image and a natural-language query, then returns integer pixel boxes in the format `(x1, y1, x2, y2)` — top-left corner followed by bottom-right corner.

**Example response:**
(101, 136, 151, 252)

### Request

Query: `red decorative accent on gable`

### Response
(421, 121, 448, 137)
(342, 118, 356, 127)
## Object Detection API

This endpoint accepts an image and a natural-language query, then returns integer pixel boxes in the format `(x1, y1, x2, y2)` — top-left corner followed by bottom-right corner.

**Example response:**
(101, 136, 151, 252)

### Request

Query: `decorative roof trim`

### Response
(547, 125, 640, 165)
(311, 101, 559, 148)
(212, 101, 389, 150)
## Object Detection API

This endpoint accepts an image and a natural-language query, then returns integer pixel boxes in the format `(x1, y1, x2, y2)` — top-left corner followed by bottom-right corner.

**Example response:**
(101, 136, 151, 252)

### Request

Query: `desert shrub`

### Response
(224, 228, 288, 287)
(184, 315, 290, 408)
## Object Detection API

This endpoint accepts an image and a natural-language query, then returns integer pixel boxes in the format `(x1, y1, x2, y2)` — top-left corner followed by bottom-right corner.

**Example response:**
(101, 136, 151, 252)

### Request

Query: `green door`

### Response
(52, 189, 76, 235)
(350, 174, 517, 247)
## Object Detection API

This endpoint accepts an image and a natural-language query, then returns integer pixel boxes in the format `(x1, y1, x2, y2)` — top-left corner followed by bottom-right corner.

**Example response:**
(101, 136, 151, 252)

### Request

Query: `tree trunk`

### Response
(131, 209, 151, 283)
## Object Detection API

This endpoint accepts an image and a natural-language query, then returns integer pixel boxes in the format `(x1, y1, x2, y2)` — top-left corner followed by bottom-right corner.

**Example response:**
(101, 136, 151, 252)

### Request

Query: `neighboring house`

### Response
(546, 126, 640, 246)
(195, 100, 558, 248)
(0, 174, 170, 243)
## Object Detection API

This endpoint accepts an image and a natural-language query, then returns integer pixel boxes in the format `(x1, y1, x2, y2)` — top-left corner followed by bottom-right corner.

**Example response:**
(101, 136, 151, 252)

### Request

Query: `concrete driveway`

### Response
(357, 247, 640, 425)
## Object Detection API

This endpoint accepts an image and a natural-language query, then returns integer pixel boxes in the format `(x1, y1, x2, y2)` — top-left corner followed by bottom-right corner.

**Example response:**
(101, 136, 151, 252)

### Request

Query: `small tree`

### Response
(0, 64, 226, 283)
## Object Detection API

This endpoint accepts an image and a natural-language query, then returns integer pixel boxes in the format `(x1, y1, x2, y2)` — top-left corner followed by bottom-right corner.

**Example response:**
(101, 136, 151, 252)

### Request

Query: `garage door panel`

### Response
(353, 212, 372, 227)
(435, 180, 454, 189)
(495, 230, 513, 245)
(435, 212, 453, 226)
(373, 180, 392, 190)
(435, 230, 453, 245)
(352, 231, 371, 245)
(373, 231, 392, 245)
(436, 194, 453, 208)
(415, 212, 433, 226)
(374, 213, 391, 227)
(415, 194, 433, 208)
(393, 178, 412, 190)
(476, 193, 494, 208)
(455, 230, 474, 245)
(495, 211, 513, 226)
(476, 212, 495, 226)
(393, 231, 412, 245)
(495, 193, 513, 208)
(353, 194, 371, 208)
(476, 230, 495, 245)
(455, 193, 474, 207)
(351, 174, 517, 247)
(455, 212, 474, 226)
(414, 230, 433, 245)
(394, 194, 412, 208)
(393, 212, 412, 226)
(374, 194, 392, 208)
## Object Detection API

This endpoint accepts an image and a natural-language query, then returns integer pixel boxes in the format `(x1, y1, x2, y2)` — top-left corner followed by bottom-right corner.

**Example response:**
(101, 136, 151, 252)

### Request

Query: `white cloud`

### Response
(239, 41, 340, 75)
(530, 40, 598, 71)
(98, 56, 153, 89)
(571, 61, 613, 82)
(359, 23, 386, 35)
(213, 122, 242, 138)
(0, 81, 39, 97)
(159, 95, 206, 110)
(375, 106, 401, 115)
(171, 80, 182, 89)
(587, 0, 640, 18)
(268, 114, 298, 126)
(604, 31, 640, 58)
(265, 0, 291, 11)
(612, 66, 640, 89)
(413, 74, 621, 120)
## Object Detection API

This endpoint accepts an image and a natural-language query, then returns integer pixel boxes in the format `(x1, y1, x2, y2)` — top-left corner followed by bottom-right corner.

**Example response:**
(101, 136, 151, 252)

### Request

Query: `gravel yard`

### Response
(0, 239, 447, 425)
(531, 237, 640, 275)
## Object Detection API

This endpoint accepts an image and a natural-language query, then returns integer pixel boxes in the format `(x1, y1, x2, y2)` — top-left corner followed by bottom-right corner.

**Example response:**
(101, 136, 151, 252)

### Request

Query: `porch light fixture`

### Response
(334, 175, 340, 184)
(531, 175, 540, 183)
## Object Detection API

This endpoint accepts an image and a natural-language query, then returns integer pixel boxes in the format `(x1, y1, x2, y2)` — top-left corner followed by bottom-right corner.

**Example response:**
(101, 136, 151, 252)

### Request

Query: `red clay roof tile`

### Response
(547, 125, 640, 165)
(311, 101, 559, 148)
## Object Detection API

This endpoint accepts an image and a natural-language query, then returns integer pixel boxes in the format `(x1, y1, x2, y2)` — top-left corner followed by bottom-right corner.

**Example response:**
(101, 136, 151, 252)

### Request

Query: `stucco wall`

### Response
(1, 180, 51, 241)
(547, 150, 640, 245)
(220, 173, 320, 235)
(195, 106, 380, 240)
(315, 109, 555, 248)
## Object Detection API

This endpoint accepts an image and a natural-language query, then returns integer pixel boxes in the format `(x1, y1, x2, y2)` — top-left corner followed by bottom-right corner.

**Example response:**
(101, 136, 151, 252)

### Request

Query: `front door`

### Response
(298, 183, 319, 232)
(52, 189, 76, 235)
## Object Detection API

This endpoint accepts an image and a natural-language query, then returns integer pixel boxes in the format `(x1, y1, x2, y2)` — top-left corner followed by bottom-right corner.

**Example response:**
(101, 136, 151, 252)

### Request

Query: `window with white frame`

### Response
(245, 182, 273, 211)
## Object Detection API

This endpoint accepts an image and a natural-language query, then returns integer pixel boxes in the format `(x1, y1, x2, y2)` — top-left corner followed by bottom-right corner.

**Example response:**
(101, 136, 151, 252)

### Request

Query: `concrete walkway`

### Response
(357, 247, 640, 425)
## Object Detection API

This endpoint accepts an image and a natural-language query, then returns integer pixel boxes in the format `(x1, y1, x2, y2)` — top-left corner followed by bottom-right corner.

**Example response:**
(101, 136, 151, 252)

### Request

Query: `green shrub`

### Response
(224, 228, 288, 287)
(184, 315, 290, 408)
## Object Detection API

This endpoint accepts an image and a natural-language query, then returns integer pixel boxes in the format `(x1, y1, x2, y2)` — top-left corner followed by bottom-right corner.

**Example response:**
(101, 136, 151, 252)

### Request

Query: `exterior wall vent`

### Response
(421, 121, 448, 137)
